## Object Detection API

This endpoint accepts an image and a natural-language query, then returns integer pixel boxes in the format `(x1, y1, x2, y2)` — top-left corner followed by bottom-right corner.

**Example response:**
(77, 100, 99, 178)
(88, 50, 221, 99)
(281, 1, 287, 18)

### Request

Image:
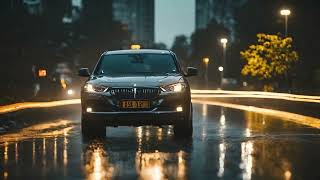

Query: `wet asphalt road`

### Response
(1, 103, 320, 180)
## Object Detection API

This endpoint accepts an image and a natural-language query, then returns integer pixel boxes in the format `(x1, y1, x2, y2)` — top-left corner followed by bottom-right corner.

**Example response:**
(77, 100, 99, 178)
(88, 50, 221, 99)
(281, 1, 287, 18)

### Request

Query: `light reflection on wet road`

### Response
(1, 103, 320, 180)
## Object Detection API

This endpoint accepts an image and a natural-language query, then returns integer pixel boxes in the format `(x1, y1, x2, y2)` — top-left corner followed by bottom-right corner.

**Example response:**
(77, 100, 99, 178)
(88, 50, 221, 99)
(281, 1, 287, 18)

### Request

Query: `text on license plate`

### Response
(121, 100, 150, 108)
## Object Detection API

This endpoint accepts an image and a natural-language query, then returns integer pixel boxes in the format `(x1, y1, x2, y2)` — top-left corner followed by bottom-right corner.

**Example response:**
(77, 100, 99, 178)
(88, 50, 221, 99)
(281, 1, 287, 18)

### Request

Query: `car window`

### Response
(95, 54, 178, 76)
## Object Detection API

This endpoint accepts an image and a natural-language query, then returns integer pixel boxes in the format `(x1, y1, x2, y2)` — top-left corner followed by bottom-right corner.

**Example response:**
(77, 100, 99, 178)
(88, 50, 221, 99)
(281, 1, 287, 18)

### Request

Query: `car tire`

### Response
(81, 114, 106, 137)
(174, 104, 193, 137)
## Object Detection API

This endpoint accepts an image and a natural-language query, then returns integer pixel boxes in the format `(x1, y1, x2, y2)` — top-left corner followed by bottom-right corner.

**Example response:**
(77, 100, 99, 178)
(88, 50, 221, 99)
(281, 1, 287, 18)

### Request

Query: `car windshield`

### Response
(95, 54, 178, 76)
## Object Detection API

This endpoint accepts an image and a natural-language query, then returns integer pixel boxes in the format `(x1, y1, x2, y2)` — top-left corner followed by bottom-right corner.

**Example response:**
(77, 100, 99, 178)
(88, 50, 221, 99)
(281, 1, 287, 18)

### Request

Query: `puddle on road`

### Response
(0, 119, 75, 144)
(0, 104, 320, 180)
(82, 126, 190, 180)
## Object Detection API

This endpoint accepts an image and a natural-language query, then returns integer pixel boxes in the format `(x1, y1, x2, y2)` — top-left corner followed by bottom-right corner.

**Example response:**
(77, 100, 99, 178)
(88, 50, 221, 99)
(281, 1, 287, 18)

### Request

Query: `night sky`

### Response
(155, 0, 195, 48)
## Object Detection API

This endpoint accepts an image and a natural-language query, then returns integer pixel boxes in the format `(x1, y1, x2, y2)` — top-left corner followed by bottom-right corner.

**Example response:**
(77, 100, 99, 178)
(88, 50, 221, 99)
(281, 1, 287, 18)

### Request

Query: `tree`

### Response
(189, 21, 230, 87)
(241, 34, 298, 81)
(171, 35, 190, 67)
(152, 42, 167, 50)
(236, 0, 320, 88)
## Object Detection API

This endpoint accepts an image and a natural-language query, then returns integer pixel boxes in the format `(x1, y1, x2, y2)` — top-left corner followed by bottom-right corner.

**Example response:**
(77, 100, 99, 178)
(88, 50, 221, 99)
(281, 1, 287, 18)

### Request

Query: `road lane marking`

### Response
(192, 99, 320, 129)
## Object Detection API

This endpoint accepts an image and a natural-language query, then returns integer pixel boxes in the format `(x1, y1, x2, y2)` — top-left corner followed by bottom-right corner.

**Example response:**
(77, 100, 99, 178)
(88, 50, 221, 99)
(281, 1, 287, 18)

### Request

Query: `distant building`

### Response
(195, 0, 215, 30)
(196, 0, 247, 41)
(63, 0, 83, 24)
(23, 0, 43, 15)
(22, 0, 82, 24)
(112, 0, 154, 48)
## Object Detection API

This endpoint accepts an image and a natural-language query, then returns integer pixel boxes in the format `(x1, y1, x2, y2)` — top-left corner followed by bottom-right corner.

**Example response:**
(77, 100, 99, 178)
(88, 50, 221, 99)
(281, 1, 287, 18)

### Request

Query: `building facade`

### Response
(196, 0, 247, 41)
(195, 0, 215, 30)
(113, 0, 154, 48)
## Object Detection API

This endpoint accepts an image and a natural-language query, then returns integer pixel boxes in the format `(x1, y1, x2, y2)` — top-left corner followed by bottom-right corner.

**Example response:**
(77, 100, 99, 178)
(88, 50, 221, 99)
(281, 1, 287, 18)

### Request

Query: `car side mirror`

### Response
(186, 67, 198, 77)
(78, 68, 90, 77)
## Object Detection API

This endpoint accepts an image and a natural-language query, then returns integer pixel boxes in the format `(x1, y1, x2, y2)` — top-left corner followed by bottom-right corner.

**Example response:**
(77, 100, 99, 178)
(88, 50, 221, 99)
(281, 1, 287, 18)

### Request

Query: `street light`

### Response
(280, 9, 291, 37)
(203, 57, 210, 88)
(220, 38, 228, 88)
(218, 66, 224, 72)
(220, 38, 228, 47)
(203, 57, 210, 65)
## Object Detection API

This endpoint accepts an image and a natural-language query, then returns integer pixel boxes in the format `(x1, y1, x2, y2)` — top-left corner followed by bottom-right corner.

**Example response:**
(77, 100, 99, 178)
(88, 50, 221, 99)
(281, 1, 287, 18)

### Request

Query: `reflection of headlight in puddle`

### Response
(85, 147, 114, 180)
(136, 152, 163, 180)
(135, 151, 186, 179)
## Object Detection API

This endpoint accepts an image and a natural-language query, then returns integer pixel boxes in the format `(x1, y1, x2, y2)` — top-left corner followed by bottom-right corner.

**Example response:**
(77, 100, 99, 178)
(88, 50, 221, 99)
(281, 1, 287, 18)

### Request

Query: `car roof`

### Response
(103, 49, 172, 55)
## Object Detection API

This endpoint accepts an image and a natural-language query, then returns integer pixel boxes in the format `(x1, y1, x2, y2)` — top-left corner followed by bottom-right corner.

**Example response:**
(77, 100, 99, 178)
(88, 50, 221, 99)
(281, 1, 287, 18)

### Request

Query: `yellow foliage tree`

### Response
(241, 34, 299, 80)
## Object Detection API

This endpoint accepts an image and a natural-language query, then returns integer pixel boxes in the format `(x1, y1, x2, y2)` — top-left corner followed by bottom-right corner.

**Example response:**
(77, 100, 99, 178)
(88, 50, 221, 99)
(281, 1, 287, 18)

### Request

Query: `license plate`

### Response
(121, 100, 150, 109)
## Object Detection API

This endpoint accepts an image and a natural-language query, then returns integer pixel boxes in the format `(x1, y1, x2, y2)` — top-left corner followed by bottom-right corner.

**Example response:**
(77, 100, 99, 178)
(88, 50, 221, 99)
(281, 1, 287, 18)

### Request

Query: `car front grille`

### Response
(109, 87, 160, 99)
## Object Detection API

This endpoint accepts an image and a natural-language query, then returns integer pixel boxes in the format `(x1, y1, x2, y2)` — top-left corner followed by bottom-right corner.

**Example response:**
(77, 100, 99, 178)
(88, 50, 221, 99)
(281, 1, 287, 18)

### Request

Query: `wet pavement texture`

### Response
(1, 103, 320, 180)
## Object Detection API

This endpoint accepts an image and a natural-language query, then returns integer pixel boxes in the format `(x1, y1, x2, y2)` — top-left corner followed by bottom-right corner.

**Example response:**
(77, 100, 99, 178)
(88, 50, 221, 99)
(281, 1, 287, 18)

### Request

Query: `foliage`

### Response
(171, 35, 190, 67)
(152, 42, 167, 50)
(190, 21, 229, 64)
(186, 21, 231, 86)
(241, 34, 299, 80)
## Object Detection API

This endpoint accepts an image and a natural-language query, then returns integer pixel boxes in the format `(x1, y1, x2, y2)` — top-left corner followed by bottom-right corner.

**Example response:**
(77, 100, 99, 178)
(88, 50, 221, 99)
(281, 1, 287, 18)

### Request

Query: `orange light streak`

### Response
(191, 94, 320, 103)
(191, 89, 320, 100)
(192, 99, 320, 129)
(0, 99, 81, 114)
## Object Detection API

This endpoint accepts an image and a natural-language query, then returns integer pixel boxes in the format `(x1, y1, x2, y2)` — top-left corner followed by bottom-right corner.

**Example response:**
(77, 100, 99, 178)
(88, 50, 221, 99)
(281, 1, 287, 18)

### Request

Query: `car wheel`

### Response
(174, 104, 193, 137)
(81, 114, 106, 137)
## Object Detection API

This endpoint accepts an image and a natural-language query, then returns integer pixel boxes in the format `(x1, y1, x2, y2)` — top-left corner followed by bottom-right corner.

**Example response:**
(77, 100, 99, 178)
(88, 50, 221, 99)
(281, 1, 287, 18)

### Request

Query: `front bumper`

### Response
(82, 90, 189, 111)
(84, 111, 184, 126)
(81, 89, 191, 126)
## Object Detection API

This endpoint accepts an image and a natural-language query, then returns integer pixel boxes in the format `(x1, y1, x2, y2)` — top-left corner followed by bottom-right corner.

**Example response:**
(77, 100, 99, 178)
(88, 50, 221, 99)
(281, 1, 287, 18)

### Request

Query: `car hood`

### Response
(88, 75, 183, 87)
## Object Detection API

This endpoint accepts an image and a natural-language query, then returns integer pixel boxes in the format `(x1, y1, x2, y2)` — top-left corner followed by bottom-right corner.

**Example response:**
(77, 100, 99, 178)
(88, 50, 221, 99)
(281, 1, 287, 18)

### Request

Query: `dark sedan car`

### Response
(78, 49, 197, 137)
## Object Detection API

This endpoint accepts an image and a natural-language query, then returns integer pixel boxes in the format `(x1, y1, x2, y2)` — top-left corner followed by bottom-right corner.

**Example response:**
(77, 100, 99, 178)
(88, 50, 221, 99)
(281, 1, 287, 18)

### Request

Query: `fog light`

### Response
(86, 107, 92, 113)
(67, 89, 74, 95)
(176, 106, 183, 112)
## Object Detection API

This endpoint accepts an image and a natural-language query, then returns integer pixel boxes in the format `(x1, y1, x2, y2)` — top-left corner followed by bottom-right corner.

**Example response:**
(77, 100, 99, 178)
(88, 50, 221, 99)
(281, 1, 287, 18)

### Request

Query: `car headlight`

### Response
(162, 83, 186, 92)
(84, 84, 108, 93)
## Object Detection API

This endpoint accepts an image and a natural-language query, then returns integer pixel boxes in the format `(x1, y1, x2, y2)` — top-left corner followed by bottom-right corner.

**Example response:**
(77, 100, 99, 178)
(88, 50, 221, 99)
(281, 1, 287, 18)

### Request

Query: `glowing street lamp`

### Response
(280, 9, 291, 16)
(220, 38, 228, 88)
(203, 57, 210, 88)
(203, 57, 210, 65)
(220, 38, 228, 48)
(280, 9, 291, 36)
